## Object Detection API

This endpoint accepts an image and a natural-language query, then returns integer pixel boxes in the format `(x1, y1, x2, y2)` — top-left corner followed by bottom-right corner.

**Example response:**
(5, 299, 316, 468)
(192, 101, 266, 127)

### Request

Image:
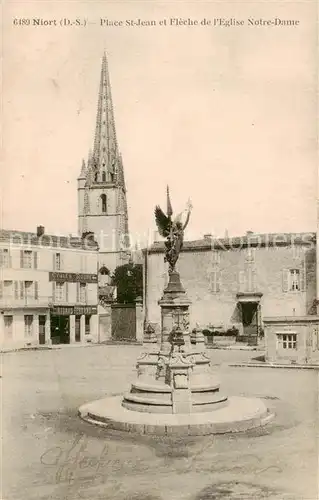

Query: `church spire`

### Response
(78, 159, 86, 179)
(92, 52, 119, 183)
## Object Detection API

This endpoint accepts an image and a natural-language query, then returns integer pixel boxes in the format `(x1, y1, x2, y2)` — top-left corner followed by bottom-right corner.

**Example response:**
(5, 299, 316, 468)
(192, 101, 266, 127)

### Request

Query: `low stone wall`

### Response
(213, 336, 237, 345)
(203, 335, 237, 346)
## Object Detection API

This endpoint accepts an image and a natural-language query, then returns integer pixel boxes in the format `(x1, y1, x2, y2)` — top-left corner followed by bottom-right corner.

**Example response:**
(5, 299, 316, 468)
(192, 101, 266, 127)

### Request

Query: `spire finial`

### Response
(167, 185, 173, 217)
(91, 51, 119, 179)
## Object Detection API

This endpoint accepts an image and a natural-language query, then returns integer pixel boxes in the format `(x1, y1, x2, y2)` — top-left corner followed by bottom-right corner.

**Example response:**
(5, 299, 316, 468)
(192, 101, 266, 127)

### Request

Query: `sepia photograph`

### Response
(1, 1, 318, 499)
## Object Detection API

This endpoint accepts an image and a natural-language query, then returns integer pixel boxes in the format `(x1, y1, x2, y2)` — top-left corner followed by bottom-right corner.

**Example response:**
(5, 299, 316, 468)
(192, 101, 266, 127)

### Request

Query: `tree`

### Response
(111, 263, 143, 304)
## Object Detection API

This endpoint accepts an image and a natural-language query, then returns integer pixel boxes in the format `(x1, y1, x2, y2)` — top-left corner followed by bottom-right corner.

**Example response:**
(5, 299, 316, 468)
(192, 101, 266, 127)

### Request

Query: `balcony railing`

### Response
(0, 295, 52, 308)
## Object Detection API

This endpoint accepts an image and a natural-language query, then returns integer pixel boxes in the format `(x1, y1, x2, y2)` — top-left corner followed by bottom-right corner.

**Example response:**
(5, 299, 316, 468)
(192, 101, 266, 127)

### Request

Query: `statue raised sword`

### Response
(154, 186, 193, 274)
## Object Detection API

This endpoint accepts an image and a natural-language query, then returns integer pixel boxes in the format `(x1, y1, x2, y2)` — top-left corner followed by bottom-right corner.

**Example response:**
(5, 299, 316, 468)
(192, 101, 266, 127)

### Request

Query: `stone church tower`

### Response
(77, 53, 130, 277)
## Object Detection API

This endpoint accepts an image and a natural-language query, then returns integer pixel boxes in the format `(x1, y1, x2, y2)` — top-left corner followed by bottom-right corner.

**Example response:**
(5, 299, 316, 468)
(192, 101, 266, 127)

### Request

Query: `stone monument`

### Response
(122, 188, 227, 413)
(79, 188, 274, 435)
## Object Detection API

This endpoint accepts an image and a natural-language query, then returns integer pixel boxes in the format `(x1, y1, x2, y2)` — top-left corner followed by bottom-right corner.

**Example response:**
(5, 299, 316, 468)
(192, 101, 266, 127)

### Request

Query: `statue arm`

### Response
(182, 210, 191, 230)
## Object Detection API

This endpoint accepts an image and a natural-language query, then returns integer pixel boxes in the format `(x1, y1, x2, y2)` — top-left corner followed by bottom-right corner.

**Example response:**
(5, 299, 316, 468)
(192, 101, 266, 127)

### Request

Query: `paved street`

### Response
(2, 346, 318, 500)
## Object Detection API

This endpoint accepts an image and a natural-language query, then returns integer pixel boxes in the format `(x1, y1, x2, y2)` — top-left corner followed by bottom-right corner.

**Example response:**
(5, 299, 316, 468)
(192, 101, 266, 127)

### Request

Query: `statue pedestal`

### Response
(122, 271, 228, 414)
(158, 270, 192, 353)
(79, 203, 274, 434)
(168, 352, 194, 414)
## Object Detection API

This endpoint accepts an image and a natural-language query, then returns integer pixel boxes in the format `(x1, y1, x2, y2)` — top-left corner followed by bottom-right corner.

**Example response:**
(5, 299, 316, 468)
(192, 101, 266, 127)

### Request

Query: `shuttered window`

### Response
(20, 281, 24, 299)
(282, 268, 305, 292)
(238, 270, 245, 292)
(210, 270, 221, 293)
(14, 281, 19, 299)
(24, 315, 33, 337)
(4, 316, 13, 338)
(0, 249, 10, 268)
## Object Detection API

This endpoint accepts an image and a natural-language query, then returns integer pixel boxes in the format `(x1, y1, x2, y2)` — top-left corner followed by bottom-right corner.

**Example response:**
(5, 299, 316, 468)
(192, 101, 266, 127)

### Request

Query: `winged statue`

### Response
(154, 186, 192, 273)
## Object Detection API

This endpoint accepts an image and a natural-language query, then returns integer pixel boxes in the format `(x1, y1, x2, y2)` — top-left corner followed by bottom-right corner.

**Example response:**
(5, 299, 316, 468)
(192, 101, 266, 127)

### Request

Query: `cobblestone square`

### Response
(2, 346, 318, 499)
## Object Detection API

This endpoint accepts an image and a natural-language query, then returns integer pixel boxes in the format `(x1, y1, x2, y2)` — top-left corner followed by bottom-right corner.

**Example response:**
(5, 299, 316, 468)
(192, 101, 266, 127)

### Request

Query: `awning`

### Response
(236, 292, 263, 303)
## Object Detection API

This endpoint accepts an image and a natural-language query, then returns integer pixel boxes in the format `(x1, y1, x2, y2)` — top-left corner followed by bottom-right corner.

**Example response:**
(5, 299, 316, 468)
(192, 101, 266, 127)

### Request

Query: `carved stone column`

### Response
(158, 270, 191, 353)
(168, 353, 194, 414)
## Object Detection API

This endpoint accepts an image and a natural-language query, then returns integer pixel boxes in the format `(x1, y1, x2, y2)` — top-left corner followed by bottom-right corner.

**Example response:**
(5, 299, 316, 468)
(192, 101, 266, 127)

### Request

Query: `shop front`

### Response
(50, 305, 98, 344)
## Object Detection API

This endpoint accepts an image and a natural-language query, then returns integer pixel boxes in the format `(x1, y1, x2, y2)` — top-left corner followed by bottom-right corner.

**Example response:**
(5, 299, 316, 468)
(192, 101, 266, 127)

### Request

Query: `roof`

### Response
(145, 232, 316, 254)
(0, 229, 99, 250)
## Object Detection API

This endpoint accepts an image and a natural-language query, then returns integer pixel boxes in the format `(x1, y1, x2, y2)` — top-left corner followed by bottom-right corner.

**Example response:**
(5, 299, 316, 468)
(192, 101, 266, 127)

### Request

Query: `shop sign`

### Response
(49, 272, 98, 283)
(50, 306, 98, 316)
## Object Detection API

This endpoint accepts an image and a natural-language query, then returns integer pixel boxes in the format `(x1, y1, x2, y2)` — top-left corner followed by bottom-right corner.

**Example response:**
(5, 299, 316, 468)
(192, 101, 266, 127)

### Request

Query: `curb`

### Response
(79, 395, 274, 436)
(229, 362, 319, 370)
(0, 343, 109, 354)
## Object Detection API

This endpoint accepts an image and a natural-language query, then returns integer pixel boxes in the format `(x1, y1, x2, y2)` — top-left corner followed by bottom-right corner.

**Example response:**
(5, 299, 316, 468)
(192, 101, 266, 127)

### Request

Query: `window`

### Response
(24, 281, 33, 298)
(0, 249, 10, 268)
(282, 268, 305, 292)
(292, 245, 302, 260)
(55, 253, 61, 271)
(55, 282, 65, 302)
(22, 250, 32, 268)
(246, 267, 257, 293)
(79, 283, 87, 303)
(277, 333, 297, 349)
(4, 316, 13, 338)
(80, 255, 87, 273)
(210, 269, 221, 293)
(24, 315, 33, 337)
(210, 251, 220, 264)
(3, 280, 13, 298)
(85, 315, 91, 335)
(100, 194, 107, 213)
(99, 266, 110, 276)
(102, 171, 106, 182)
(289, 269, 300, 291)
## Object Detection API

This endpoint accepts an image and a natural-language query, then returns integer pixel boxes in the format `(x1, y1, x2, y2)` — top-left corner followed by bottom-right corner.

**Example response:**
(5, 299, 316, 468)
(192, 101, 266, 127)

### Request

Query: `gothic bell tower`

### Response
(77, 53, 130, 274)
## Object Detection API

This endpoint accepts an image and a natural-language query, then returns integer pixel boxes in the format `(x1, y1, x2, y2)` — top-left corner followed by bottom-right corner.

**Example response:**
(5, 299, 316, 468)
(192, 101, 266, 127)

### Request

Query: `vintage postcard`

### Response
(1, 1, 318, 499)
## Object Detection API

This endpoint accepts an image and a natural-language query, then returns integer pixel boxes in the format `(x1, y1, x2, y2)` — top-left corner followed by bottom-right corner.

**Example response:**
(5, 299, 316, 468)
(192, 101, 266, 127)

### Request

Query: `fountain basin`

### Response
(79, 395, 274, 436)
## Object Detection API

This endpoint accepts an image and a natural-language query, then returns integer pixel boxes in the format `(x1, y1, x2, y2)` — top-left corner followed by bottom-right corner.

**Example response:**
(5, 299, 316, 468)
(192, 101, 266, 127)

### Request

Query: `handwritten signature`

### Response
(41, 432, 282, 499)
(40, 433, 113, 486)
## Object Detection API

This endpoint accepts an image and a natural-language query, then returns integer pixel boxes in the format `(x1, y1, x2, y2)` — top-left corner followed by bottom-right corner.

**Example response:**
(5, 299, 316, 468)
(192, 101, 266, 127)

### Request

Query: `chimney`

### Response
(37, 226, 45, 237)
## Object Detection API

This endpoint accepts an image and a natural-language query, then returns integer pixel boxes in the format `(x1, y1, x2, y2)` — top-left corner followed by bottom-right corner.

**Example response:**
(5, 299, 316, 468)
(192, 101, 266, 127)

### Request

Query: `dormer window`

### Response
(99, 266, 110, 276)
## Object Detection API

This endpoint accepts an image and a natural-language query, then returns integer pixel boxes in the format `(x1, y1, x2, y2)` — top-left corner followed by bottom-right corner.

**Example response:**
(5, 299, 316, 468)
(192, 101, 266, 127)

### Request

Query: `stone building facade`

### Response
(0, 228, 99, 349)
(143, 232, 317, 340)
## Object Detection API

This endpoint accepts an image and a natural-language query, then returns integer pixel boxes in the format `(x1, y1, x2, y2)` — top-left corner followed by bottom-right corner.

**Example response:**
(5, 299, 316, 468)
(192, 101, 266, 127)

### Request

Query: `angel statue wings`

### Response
(154, 186, 193, 274)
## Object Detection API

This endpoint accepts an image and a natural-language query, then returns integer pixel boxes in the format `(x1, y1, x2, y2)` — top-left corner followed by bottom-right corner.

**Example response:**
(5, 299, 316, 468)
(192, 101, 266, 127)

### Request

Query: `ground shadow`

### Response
(251, 354, 266, 362)
(194, 481, 291, 499)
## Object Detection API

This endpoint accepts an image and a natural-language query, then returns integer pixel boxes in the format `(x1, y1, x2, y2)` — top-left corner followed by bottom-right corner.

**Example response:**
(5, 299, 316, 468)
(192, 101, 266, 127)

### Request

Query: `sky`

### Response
(2, 0, 318, 244)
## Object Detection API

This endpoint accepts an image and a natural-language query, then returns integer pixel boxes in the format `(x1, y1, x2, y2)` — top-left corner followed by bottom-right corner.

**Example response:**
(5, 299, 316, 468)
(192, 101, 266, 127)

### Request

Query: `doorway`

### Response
(75, 315, 81, 342)
(50, 315, 70, 344)
(39, 315, 46, 345)
(241, 302, 258, 344)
